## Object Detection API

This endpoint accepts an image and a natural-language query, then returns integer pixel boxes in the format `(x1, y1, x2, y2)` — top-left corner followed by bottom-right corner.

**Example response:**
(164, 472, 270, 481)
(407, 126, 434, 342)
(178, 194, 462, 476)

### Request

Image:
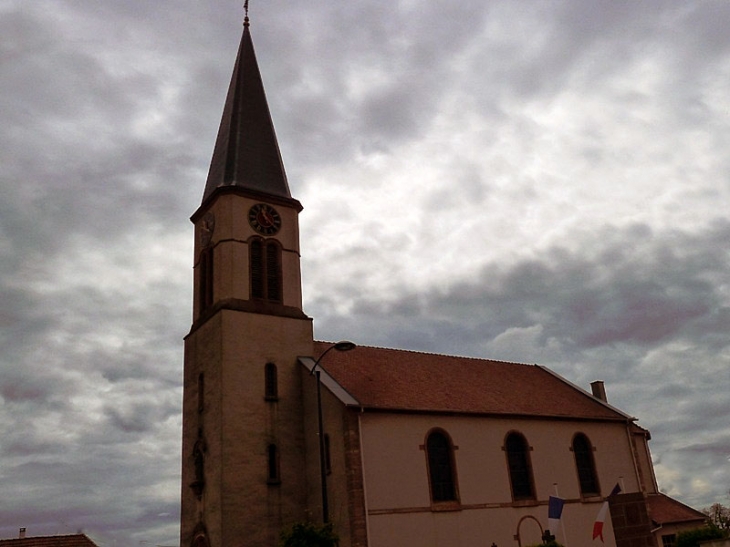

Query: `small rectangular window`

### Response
(324, 434, 332, 475)
(199, 247, 214, 310)
(267, 444, 280, 485)
(197, 373, 204, 412)
(264, 363, 278, 401)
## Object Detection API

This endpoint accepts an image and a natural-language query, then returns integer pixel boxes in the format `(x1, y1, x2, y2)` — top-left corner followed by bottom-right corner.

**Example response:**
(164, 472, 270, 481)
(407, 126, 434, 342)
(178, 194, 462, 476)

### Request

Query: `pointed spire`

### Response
(202, 17, 291, 203)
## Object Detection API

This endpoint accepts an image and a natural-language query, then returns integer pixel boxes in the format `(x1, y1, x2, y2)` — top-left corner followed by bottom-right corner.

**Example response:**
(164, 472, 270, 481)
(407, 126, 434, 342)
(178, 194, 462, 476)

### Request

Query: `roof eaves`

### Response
(350, 405, 635, 421)
(298, 357, 361, 407)
(0, 534, 98, 547)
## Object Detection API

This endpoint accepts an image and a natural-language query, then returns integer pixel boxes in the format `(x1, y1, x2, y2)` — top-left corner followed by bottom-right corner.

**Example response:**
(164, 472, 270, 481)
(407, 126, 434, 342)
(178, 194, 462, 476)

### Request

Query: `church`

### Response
(179, 14, 704, 547)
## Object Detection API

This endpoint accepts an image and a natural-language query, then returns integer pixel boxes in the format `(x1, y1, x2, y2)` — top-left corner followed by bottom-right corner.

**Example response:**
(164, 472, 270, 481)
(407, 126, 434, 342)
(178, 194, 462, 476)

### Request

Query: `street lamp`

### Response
(310, 340, 356, 523)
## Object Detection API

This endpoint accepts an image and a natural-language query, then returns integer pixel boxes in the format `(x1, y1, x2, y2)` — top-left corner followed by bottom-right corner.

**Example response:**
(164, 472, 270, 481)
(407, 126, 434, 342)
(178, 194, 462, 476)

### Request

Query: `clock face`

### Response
(248, 203, 281, 235)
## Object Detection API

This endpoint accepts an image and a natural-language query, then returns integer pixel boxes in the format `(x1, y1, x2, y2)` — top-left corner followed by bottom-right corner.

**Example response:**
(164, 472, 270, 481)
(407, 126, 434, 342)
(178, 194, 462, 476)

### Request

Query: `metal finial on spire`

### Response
(244, 0, 250, 27)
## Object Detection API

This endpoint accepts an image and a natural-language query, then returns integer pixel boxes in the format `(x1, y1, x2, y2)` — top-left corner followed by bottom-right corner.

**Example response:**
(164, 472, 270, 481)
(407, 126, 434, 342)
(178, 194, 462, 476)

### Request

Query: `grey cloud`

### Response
(2, 1, 730, 545)
(318, 219, 730, 373)
(104, 401, 175, 435)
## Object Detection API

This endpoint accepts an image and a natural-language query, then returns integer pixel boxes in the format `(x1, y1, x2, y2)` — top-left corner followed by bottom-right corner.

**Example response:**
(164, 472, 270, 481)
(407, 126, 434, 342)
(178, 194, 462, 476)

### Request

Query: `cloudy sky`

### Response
(2, 0, 729, 545)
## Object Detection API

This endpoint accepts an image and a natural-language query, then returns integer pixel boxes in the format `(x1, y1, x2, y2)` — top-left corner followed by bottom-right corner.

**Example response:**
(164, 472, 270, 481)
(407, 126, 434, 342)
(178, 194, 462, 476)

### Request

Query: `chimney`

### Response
(19, 528, 26, 539)
(591, 380, 607, 402)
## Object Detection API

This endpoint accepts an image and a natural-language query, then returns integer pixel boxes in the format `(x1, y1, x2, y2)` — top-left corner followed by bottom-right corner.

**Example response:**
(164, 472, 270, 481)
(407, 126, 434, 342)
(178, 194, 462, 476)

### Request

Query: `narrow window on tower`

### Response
(505, 431, 535, 501)
(199, 247, 214, 310)
(573, 433, 600, 496)
(191, 439, 205, 499)
(425, 429, 459, 504)
(267, 443, 281, 484)
(264, 363, 278, 401)
(249, 237, 282, 302)
(250, 238, 264, 298)
(197, 373, 204, 412)
(265, 241, 281, 301)
(324, 434, 332, 474)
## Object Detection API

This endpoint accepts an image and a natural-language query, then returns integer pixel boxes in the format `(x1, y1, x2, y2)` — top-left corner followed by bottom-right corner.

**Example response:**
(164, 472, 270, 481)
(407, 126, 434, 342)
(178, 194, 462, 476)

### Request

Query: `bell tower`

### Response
(180, 15, 313, 547)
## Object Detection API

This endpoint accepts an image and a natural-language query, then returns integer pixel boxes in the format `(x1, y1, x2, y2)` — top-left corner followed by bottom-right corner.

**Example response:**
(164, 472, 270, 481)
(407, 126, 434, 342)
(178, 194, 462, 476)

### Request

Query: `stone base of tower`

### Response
(181, 309, 313, 547)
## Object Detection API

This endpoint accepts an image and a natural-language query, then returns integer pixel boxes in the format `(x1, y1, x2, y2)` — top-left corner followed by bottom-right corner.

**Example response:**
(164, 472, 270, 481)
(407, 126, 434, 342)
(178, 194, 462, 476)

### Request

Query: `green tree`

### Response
(279, 521, 339, 547)
(675, 524, 725, 547)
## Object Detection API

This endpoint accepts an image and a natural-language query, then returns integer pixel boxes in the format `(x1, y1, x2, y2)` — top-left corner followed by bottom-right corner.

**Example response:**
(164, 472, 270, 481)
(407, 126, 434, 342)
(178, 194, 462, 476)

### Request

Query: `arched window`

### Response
(505, 432, 535, 501)
(267, 443, 280, 484)
(199, 247, 214, 310)
(573, 433, 600, 496)
(250, 238, 282, 302)
(426, 429, 458, 503)
(264, 363, 278, 401)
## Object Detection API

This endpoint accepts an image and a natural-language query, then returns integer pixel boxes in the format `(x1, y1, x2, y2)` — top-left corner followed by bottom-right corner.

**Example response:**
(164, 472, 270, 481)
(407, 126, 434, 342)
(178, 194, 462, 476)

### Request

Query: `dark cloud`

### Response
(329, 221, 725, 350)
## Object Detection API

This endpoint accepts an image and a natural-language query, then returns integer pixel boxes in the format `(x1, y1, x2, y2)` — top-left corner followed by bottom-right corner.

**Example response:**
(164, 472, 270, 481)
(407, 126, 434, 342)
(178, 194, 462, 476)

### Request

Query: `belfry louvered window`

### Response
(266, 242, 280, 300)
(250, 237, 282, 302)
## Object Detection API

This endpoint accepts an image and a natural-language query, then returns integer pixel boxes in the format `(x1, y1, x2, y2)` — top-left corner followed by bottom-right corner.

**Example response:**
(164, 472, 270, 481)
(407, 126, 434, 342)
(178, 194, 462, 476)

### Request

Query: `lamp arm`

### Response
(309, 344, 338, 375)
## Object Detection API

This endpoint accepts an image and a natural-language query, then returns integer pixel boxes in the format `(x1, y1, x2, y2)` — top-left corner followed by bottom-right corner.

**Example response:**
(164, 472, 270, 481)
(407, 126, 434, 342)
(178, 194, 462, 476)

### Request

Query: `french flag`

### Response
(548, 496, 565, 534)
(593, 483, 622, 542)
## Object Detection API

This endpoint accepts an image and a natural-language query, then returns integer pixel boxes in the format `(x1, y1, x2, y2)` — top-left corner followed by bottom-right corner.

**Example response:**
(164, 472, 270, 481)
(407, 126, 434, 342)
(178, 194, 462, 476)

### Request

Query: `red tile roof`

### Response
(0, 535, 98, 547)
(314, 342, 629, 420)
(647, 493, 707, 525)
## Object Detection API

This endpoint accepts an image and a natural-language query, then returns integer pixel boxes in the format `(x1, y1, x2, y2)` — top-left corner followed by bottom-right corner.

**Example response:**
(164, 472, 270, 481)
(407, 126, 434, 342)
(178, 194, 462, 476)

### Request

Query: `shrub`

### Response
(279, 521, 339, 547)
(676, 524, 726, 547)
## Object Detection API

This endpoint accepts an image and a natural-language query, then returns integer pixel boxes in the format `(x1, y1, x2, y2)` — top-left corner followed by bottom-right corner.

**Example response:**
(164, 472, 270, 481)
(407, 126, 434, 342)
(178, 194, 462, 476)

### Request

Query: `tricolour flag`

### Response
(593, 483, 622, 542)
(548, 495, 565, 534)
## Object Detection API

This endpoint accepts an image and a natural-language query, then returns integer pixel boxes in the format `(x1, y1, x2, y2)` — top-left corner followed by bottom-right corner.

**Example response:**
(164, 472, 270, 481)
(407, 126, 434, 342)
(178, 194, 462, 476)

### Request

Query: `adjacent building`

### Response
(0, 531, 98, 547)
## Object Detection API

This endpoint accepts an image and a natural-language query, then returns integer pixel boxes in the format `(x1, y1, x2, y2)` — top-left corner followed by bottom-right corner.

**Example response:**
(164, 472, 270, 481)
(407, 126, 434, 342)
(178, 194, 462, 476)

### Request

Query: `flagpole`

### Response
(553, 484, 569, 547)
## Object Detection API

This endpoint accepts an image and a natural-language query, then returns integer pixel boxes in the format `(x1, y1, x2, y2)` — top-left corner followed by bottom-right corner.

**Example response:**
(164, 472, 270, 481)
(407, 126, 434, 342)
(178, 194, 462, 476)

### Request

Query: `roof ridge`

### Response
(537, 365, 635, 421)
(314, 340, 536, 366)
